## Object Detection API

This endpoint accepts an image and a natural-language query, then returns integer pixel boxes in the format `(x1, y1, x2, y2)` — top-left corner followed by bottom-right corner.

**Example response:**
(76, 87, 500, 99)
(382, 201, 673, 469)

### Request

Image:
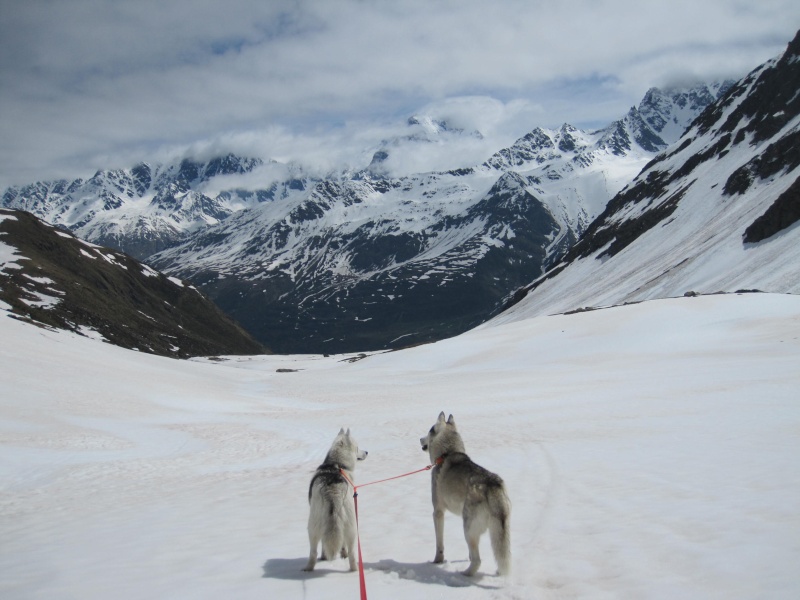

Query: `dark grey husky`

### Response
(420, 412, 511, 576)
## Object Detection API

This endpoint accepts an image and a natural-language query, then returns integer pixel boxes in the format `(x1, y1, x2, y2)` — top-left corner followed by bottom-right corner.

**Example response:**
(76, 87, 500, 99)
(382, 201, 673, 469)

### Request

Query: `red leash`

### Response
(339, 459, 442, 600)
(352, 489, 367, 600)
(347, 464, 436, 489)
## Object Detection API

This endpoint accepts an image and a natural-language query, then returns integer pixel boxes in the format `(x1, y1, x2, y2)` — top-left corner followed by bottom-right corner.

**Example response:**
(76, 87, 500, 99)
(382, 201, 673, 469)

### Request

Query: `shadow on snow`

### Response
(262, 556, 501, 589)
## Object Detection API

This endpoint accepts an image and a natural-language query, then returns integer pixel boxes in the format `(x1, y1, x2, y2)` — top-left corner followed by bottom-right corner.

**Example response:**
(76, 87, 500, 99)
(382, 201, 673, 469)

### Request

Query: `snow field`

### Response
(1, 292, 799, 599)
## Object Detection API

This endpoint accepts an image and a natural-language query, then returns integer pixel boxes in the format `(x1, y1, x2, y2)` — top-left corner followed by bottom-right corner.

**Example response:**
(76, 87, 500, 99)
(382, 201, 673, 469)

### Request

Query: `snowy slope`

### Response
(496, 34, 800, 324)
(2, 292, 799, 599)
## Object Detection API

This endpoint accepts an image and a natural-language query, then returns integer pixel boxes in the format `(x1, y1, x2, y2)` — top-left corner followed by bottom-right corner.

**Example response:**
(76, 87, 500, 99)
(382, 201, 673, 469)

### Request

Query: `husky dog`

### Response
(420, 412, 511, 576)
(303, 428, 368, 572)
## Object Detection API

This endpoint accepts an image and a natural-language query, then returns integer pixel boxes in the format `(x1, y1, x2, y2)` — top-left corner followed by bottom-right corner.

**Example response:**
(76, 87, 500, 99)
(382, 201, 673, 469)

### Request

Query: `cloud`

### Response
(1, 0, 798, 188)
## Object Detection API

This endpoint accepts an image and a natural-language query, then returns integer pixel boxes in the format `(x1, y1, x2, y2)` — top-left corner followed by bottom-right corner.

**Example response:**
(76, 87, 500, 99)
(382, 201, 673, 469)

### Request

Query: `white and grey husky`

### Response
(420, 412, 511, 576)
(303, 428, 368, 572)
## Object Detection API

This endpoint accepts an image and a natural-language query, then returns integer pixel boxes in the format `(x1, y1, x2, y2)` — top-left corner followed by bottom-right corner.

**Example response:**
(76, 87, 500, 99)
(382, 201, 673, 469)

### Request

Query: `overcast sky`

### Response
(1, 0, 798, 189)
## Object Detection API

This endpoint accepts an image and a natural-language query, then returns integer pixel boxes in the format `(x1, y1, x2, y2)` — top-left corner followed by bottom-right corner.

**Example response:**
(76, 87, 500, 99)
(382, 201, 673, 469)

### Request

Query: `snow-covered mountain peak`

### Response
(364, 113, 485, 177)
(1, 154, 266, 258)
(406, 114, 451, 135)
(637, 81, 735, 144)
(483, 81, 727, 176)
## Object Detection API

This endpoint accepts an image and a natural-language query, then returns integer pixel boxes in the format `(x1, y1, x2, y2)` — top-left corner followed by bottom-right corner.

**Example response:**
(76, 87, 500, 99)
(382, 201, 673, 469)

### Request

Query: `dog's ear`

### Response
(447, 414, 456, 426)
(437, 411, 446, 423)
(338, 427, 345, 435)
(346, 428, 351, 437)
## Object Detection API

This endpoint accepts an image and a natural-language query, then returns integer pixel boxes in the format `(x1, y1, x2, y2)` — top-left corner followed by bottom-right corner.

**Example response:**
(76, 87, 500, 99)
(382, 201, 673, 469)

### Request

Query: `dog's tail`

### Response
(320, 488, 351, 561)
(489, 487, 512, 576)
(321, 517, 345, 563)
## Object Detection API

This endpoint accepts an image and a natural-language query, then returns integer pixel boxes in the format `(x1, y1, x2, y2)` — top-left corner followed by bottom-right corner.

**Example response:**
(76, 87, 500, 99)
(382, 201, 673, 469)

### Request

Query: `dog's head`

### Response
(327, 428, 368, 470)
(420, 412, 465, 461)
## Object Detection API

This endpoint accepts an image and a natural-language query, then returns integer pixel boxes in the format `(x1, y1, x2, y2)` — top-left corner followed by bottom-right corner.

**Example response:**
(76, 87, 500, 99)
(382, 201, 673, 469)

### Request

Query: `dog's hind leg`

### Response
(303, 530, 320, 571)
(345, 538, 357, 571)
(462, 520, 481, 576)
(462, 502, 485, 576)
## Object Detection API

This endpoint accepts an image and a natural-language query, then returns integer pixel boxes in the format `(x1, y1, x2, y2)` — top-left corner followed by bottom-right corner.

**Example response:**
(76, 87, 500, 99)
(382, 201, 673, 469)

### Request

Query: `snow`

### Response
(0, 239, 23, 272)
(96, 252, 127, 269)
(18, 289, 61, 309)
(1, 292, 799, 599)
(140, 265, 159, 278)
(75, 325, 108, 341)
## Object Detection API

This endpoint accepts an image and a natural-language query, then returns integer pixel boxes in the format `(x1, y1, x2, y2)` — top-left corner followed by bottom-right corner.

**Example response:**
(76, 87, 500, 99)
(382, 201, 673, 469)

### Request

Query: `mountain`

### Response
(495, 31, 800, 324)
(366, 114, 485, 176)
(146, 83, 728, 353)
(2, 83, 729, 354)
(482, 81, 734, 234)
(1, 154, 264, 259)
(0, 208, 265, 357)
(148, 169, 563, 353)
